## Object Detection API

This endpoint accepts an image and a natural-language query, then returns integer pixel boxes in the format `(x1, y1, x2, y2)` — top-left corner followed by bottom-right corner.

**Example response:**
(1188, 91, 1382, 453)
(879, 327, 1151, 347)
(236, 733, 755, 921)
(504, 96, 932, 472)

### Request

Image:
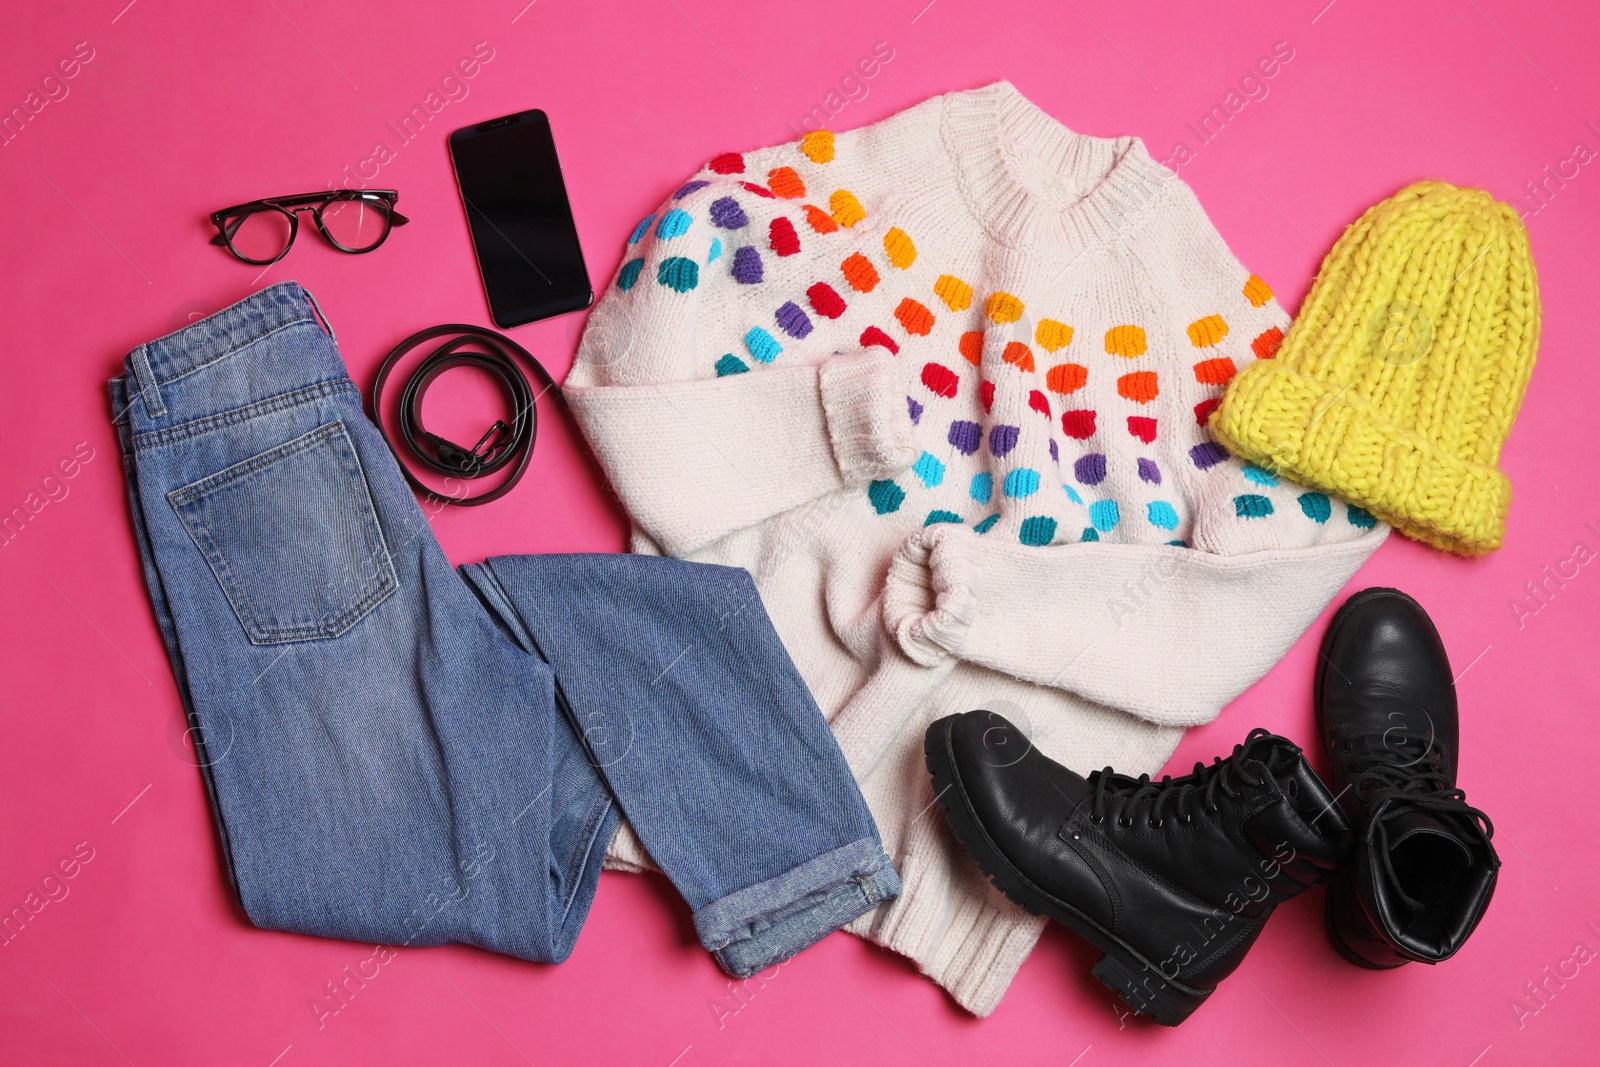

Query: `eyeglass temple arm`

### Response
(390, 210, 410, 226)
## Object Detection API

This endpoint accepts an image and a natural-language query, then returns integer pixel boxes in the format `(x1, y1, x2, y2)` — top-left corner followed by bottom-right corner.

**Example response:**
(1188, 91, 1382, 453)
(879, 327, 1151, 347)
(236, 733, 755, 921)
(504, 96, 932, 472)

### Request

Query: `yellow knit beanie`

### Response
(1209, 181, 1540, 555)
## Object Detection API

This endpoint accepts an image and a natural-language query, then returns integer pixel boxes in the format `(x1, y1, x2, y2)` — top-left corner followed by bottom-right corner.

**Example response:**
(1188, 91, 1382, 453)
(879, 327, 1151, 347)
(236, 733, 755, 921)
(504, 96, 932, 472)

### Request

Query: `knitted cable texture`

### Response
(1210, 181, 1541, 555)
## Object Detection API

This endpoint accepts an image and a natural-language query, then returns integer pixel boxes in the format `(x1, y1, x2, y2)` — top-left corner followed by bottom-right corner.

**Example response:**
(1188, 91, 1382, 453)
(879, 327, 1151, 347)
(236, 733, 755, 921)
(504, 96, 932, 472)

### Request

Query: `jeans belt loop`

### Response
(302, 286, 337, 344)
(129, 343, 167, 420)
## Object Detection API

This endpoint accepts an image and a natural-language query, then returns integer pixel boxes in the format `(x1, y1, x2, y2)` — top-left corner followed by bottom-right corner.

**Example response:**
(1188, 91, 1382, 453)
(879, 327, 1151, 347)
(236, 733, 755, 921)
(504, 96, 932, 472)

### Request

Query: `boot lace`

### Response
(1339, 725, 1495, 911)
(1085, 728, 1279, 829)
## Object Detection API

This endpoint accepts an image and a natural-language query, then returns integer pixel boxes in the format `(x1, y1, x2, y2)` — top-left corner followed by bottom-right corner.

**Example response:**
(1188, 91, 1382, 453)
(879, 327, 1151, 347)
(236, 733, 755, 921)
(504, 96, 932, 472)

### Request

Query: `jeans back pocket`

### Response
(169, 420, 398, 645)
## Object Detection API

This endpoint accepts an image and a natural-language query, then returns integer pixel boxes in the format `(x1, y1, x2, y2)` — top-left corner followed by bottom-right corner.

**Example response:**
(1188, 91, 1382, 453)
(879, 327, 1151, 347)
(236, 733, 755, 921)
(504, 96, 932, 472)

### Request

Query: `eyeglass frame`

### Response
(209, 189, 410, 265)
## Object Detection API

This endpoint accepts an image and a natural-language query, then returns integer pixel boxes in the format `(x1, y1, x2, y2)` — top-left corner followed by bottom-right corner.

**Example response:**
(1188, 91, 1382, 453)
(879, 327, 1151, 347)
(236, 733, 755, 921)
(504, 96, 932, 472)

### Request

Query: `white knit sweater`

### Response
(566, 82, 1387, 1015)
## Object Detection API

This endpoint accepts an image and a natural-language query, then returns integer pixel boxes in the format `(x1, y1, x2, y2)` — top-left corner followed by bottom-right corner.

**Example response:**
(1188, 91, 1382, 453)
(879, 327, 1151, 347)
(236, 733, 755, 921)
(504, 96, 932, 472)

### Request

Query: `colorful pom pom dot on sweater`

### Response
(1243, 274, 1275, 307)
(1028, 390, 1051, 418)
(1193, 357, 1236, 385)
(1002, 341, 1035, 372)
(1166, 539, 1188, 547)
(1127, 416, 1157, 444)
(1194, 397, 1220, 425)
(710, 197, 749, 229)
(1046, 363, 1088, 395)
(775, 301, 813, 339)
(1004, 468, 1041, 498)
(1081, 527, 1100, 542)
(799, 129, 835, 163)
(974, 513, 1001, 534)
(674, 180, 711, 200)
(842, 253, 879, 292)
(867, 478, 904, 514)
(714, 354, 749, 376)
(627, 214, 656, 244)
(656, 209, 693, 239)
(1049, 438, 1059, 463)
(831, 189, 867, 228)
(744, 326, 782, 362)
(1190, 441, 1228, 470)
(1019, 515, 1058, 546)
(1074, 453, 1107, 486)
(1060, 409, 1097, 439)
(1147, 500, 1179, 529)
(985, 291, 1024, 324)
(1089, 500, 1121, 531)
(979, 380, 995, 413)
(767, 167, 806, 199)
(1062, 483, 1084, 504)
(1251, 327, 1284, 360)
(1298, 492, 1331, 523)
(1234, 494, 1274, 518)
(1242, 464, 1279, 487)
(707, 238, 722, 262)
(1117, 371, 1158, 404)
(804, 205, 840, 234)
(1105, 324, 1147, 358)
(907, 396, 923, 423)
(988, 424, 1020, 457)
(924, 509, 963, 526)
(808, 282, 847, 319)
(769, 217, 801, 256)
(860, 325, 898, 353)
(883, 226, 916, 267)
(896, 297, 935, 336)
(970, 471, 993, 504)
(657, 256, 699, 292)
(1348, 505, 1378, 529)
(740, 181, 775, 199)
(1137, 457, 1162, 484)
(1036, 319, 1074, 352)
(921, 362, 959, 398)
(617, 257, 644, 291)
(913, 451, 946, 488)
(958, 331, 984, 365)
(948, 420, 982, 455)
(709, 152, 745, 174)
(934, 275, 974, 311)
(731, 245, 764, 284)
(1186, 314, 1229, 347)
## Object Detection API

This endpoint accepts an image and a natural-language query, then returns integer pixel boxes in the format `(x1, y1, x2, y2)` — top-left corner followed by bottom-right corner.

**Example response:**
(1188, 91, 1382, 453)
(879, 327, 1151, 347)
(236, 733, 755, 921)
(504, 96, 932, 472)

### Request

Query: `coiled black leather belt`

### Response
(369, 324, 559, 507)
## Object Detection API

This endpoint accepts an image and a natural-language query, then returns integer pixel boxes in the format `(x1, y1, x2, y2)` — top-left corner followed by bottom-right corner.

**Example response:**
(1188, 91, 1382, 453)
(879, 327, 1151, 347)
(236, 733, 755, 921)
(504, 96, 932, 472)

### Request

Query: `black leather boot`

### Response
(1317, 587, 1500, 968)
(925, 713, 1352, 1025)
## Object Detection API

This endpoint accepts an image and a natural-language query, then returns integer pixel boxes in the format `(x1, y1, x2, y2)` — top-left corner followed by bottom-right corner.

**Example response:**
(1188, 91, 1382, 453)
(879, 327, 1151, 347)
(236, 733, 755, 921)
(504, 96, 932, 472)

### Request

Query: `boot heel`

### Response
(1091, 953, 1209, 1027)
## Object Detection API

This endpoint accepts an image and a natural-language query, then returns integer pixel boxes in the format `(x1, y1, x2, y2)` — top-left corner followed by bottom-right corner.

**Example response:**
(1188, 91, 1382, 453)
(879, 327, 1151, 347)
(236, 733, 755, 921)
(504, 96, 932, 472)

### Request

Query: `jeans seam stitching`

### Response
(132, 380, 358, 448)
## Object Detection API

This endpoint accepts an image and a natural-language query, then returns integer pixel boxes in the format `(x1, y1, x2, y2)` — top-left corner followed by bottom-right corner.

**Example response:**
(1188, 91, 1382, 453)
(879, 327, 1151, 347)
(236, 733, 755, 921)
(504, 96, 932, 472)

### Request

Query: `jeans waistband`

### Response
(115, 281, 348, 436)
(119, 281, 330, 423)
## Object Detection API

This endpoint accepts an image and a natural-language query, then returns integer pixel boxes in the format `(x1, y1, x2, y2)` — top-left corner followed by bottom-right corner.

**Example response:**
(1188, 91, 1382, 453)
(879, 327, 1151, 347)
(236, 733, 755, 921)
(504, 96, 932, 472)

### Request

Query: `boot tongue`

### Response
(1385, 808, 1473, 866)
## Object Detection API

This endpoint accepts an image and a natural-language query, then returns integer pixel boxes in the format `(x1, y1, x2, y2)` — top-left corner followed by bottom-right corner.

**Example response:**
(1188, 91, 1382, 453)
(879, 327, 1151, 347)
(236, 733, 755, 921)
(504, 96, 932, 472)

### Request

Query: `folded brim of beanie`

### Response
(1209, 359, 1511, 556)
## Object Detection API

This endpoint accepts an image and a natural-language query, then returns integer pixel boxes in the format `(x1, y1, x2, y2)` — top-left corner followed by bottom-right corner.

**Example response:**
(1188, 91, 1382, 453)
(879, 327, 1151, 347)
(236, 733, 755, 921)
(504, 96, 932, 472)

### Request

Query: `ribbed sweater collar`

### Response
(939, 81, 1175, 261)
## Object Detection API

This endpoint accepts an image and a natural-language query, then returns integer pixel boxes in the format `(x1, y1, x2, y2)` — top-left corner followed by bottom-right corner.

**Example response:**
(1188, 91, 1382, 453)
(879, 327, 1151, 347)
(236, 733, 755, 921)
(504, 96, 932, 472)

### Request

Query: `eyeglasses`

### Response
(210, 190, 409, 265)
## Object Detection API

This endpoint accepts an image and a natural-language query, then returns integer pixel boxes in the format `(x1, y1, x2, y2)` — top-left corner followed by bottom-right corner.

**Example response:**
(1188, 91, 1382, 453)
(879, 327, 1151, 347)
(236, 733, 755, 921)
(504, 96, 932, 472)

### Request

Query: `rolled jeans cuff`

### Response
(696, 838, 901, 978)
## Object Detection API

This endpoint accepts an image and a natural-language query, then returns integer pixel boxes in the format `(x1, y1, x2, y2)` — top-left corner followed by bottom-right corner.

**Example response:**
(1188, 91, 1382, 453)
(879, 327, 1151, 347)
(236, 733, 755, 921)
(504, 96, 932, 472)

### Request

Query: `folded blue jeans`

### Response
(110, 281, 898, 974)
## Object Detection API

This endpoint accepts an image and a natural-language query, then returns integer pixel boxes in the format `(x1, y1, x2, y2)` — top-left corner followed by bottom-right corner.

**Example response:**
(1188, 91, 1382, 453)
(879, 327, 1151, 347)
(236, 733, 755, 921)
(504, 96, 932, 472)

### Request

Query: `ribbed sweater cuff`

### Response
(820, 350, 918, 483)
(848, 864, 1046, 1017)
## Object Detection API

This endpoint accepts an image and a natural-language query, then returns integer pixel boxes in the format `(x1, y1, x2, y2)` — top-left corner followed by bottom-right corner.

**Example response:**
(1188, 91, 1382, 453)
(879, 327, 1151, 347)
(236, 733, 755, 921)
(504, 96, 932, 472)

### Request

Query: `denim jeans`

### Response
(111, 281, 898, 975)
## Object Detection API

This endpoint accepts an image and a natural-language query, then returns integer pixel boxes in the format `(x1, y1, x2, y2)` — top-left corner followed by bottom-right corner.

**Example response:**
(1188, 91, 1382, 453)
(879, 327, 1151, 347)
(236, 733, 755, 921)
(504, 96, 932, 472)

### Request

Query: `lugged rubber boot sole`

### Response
(923, 719, 1211, 1026)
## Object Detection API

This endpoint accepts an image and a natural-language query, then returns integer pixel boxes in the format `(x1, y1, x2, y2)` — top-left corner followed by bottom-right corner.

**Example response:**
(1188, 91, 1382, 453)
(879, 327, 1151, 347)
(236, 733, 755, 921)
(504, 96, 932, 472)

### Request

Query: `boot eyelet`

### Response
(1150, 818, 1163, 829)
(1091, 814, 1105, 825)
(1117, 817, 1133, 829)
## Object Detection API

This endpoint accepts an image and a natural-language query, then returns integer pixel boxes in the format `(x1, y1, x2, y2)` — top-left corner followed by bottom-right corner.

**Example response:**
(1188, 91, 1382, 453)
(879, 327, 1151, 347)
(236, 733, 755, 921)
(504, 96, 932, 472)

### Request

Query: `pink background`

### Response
(2, 0, 1597, 1063)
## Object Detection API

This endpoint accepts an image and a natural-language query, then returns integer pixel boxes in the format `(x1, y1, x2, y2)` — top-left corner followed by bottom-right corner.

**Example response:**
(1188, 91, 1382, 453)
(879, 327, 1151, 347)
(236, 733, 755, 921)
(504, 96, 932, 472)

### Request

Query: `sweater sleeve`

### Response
(879, 521, 1386, 727)
(564, 176, 917, 557)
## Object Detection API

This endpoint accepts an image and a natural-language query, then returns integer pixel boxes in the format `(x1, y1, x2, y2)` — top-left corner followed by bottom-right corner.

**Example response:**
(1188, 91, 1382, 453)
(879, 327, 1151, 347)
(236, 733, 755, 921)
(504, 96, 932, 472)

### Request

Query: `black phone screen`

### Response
(449, 110, 592, 329)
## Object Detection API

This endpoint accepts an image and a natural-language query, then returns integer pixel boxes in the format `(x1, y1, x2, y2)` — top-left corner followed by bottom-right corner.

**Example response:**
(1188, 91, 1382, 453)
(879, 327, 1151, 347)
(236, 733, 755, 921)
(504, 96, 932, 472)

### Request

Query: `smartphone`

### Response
(449, 109, 592, 329)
